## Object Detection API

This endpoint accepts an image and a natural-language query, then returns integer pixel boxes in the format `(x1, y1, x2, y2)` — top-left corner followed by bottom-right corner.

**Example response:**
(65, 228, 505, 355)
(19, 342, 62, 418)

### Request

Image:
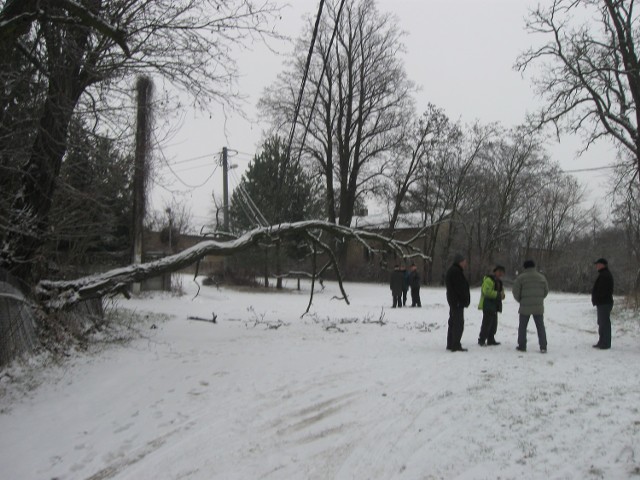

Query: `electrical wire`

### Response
(230, 177, 262, 227)
(229, 168, 268, 226)
(295, 0, 347, 166)
(232, 150, 255, 159)
(169, 153, 217, 166)
(285, 0, 326, 162)
(153, 131, 218, 189)
(173, 163, 218, 174)
(561, 165, 618, 173)
(229, 167, 269, 227)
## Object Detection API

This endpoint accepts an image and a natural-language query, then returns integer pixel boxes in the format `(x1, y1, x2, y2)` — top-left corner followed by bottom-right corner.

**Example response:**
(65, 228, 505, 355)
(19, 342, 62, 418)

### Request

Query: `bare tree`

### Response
(537, 169, 588, 258)
(146, 198, 194, 253)
(260, 0, 415, 227)
(401, 122, 495, 282)
(464, 125, 548, 273)
(612, 167, 640, 296)
(379, 104, 451, 231)
(517, 0, 640, 186)
(0, 0, 282, 286)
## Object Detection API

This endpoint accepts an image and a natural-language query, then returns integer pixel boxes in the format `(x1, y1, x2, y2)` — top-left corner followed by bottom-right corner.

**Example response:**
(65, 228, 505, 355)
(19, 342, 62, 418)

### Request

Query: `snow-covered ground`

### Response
(2, 276, 640, 480)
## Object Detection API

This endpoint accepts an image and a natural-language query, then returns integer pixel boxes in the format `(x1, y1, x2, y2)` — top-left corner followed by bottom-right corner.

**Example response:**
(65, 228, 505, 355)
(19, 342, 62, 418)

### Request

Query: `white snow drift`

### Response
(1, 276, 640, 479)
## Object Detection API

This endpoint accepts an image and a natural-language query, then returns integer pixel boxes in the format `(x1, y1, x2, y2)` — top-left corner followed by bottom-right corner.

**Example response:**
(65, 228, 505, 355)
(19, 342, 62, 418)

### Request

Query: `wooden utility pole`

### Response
(131, 76, 153, 294)
(222, 146, 229, 232)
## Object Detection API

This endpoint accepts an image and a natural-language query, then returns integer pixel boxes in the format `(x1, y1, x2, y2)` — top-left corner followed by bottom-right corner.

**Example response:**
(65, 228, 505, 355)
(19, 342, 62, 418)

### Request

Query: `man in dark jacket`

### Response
(445, 253, 471, 352)
(408, 263, 421, 307)
(401, 265, 409, 306)
(591, 258, 614, 349)
(390, 265, 404, 308)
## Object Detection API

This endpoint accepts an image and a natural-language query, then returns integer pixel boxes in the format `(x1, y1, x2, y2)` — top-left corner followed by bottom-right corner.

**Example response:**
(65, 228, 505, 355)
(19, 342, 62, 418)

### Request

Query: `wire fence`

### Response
(0, 279, 38, 368)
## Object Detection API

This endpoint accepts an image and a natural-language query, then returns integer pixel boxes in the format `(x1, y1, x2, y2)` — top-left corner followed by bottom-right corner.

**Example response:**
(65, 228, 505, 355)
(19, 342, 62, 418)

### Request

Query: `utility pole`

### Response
(131, 76, 153, 294)
(222, 146, 229, 231)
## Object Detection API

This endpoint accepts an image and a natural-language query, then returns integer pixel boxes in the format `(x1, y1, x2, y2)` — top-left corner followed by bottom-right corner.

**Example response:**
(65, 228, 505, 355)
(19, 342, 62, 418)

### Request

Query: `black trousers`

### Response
(402, 289, 408, 306)
(410, 286, 421, 306)
(596, 303, 613, 348)
(447, 306, 465, 349)
(518, 314, 547, 350)
(478, 311, 498, 343)
(392, 294, 403, 307)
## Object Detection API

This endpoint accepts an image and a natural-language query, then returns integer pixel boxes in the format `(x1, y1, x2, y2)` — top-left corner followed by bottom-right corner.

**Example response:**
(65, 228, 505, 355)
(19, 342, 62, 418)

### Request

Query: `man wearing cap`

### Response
(408, 263, 422, 307)
(390, 264, 404, 308)
(445, 253, 471, 352)
(477, 265, 506, 346)
(512, 260, 549, 353)
(592, 258, 614, 349)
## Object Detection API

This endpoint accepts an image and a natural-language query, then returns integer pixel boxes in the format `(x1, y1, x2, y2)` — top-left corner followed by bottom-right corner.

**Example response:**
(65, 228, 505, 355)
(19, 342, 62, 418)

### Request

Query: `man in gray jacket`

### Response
(512, 260, 549, 353)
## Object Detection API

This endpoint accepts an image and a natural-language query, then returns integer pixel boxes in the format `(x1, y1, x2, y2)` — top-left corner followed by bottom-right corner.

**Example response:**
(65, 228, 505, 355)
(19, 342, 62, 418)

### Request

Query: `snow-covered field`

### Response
(2, 276, 640, 480)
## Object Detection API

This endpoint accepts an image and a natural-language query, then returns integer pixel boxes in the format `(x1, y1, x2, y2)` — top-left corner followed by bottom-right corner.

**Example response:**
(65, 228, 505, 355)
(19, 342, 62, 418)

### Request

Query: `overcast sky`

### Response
(155, 0, 616, 228)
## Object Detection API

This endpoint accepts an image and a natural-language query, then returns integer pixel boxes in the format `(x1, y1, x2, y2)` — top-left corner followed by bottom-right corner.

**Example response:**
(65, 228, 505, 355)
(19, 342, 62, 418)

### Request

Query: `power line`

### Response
(232, 150, 255, 159)
(153, 131, 218, 189)
(561, 165, 618, 173)
(229, 167, 269, 227)
(228, 170, 260, 227)
(285, 0, 326, 162)
(169, 153, 216, 166)
(230, 168, 268, 226)
(173, 163, 217, 174)
(294, 0, 347, 166)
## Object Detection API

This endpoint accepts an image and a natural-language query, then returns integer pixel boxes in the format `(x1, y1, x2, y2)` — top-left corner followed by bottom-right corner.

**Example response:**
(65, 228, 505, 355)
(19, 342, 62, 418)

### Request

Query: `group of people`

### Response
(443, 254, 615, 353)
(389, 263, 422, 308)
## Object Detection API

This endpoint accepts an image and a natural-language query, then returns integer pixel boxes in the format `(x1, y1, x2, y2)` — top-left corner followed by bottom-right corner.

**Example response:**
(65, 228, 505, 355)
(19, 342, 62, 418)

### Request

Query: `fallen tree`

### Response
(37, 220, 430, 312)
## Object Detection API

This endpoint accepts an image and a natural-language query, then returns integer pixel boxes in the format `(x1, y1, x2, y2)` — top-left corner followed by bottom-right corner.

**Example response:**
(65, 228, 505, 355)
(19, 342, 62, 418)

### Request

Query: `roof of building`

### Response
(351, 211, 436, 230)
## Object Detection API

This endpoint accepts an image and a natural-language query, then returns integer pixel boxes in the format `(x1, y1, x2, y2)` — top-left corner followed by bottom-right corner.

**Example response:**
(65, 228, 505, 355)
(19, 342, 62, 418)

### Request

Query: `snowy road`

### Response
(1, 278, 640, 479)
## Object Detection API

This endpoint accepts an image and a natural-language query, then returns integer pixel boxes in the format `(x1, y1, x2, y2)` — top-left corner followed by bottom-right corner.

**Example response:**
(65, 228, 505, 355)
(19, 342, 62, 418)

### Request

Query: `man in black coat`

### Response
(408, 263, 422, 307)
(592, 258, 614, 349)
(390, 265, 404, 308)
(445, 253, 471, 352)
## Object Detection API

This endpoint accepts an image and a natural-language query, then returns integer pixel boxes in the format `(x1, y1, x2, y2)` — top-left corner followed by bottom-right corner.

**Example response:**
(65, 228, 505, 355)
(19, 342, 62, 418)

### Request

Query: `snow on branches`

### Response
(36, 220, 430, 311)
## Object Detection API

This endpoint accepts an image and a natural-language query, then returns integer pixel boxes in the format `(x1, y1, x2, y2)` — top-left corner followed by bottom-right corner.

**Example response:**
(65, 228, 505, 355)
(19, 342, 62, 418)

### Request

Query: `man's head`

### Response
(594, 258, 608, 270)
(410, 263, 417, 271)
(523, 260, 535, 269)
(493, 265, 506, 279)
(453, 253, 467, 269)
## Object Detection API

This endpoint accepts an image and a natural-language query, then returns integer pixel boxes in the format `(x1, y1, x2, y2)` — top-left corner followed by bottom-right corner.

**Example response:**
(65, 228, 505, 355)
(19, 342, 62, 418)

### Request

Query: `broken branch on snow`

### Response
(36, 220, 430, 310)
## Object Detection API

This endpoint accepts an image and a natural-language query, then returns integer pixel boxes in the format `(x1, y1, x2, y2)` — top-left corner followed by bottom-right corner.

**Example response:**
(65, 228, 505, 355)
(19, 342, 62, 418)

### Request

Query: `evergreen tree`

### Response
(229, 136, 323, 288)
(48, 117, 133, 267)
(229, 136, 323, 232)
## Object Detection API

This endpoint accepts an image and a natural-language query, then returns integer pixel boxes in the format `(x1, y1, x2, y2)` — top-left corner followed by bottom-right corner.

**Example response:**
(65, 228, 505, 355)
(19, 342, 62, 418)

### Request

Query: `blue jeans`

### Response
(518, 314, 547, 350)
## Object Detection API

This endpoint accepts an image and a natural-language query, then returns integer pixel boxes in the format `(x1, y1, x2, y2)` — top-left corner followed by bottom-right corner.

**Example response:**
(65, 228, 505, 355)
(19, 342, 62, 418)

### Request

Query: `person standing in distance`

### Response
(390, 265, 404, 308)
(592, 258, 614, 350)
(446, 253, 471, 352)
(408, 263, 422, 307)
(401, 265, 409, 307)
(512, 260, 549, 353)
(477, 265, 506, 346)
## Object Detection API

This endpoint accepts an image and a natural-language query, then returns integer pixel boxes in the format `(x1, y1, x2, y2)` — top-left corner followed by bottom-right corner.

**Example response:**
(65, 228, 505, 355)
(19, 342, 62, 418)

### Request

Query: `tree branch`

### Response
(36, 220, 430, 310)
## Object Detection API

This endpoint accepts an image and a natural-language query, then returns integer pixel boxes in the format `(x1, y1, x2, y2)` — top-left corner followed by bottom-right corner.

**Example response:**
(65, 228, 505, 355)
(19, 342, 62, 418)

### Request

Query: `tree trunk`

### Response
(2, 76, 81, 285)
(276, 241, 282, 289)
(263, 247, 269, 288)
